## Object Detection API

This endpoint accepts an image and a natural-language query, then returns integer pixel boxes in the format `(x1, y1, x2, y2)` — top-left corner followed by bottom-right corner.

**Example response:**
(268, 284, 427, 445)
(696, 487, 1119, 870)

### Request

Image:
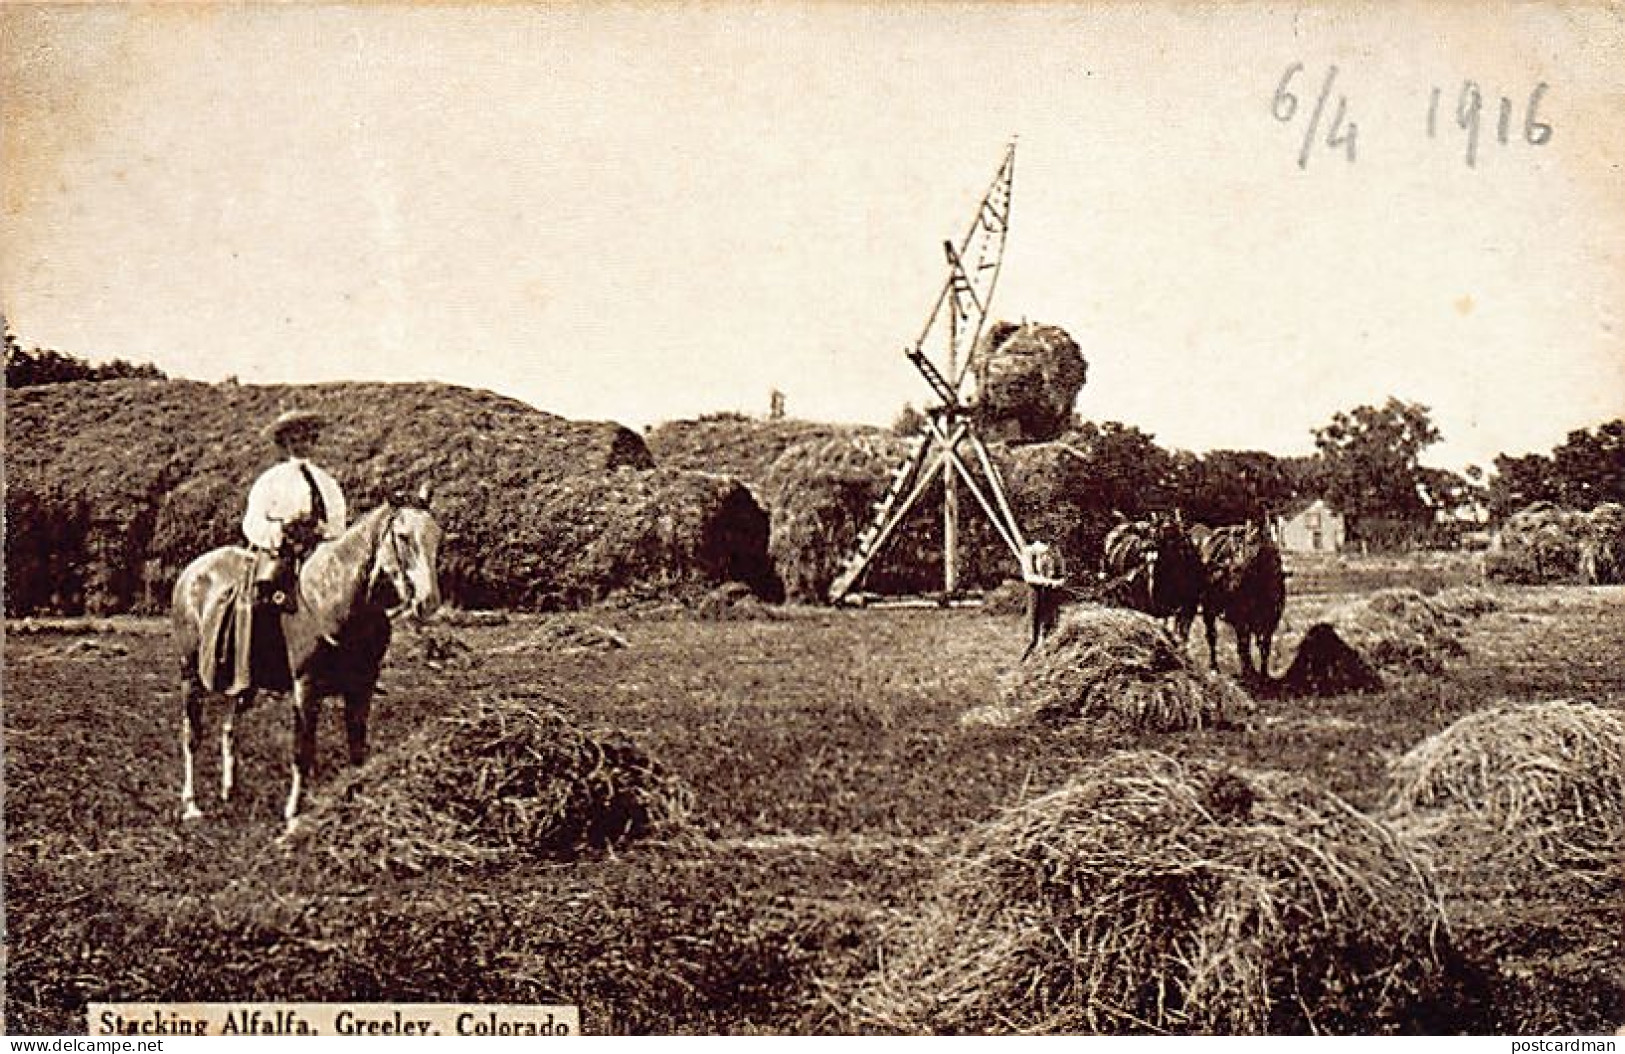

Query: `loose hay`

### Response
(974, 606, 1244, 731)
(1320, 588, 1467, 674)
(855, 751, 1448, 1034)
(1386, 700, 1625, 888)
(1429, 585, 1501, 620)
(1274, 623, 1384, 697)
(287, 692, 689, 879)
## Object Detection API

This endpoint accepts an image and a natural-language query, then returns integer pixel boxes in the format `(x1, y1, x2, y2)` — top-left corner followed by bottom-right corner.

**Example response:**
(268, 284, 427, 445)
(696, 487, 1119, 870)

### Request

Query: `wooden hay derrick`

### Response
(828, 142, 1034, 605)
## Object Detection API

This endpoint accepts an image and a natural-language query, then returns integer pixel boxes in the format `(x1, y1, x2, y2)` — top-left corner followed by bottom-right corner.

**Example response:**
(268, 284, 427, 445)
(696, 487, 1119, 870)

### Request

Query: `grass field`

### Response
(5, 564, 1622, 1034)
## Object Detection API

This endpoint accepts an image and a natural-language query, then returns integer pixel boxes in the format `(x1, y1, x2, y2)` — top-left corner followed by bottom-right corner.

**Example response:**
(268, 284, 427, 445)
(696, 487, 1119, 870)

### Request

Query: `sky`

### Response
(3, 2, 1622, 473)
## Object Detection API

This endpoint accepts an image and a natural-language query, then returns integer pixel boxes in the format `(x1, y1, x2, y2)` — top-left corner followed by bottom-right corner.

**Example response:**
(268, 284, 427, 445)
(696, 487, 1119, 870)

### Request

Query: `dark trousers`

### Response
(1024, 585, 1063, 659)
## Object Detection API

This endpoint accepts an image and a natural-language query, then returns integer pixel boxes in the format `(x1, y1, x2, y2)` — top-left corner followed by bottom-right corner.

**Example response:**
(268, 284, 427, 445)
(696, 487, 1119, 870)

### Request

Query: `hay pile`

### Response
(759, 432, 945, 601)
(287, 692, 689, 879)
(644, 414, 870, 489)
(856, 751, 1447, 1034)
(1386, 700, 1625, 889)
(970, 321, 1088, 444)
(974, 606, 1245, 731)
(6, 380, 779, 614)
(1579, 502, 1625, 584)
(1274, 623, 1384, 697)
(1429, 585, 1501, 620)
(1485, 502, 1588, 584)
(1319, 588, 1467, 674)
(694, 581, 784, 620)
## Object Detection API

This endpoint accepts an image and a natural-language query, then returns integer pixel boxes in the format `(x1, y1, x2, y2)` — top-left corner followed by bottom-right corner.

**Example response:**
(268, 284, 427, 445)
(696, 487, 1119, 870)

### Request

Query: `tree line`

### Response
(897, 394, 1624, 534)
(5, 321, 167, 388)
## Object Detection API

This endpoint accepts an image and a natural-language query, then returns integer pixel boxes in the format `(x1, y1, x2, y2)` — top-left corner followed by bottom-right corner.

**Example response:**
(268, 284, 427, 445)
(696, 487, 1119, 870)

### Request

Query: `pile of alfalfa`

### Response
(1580, 502, 1625, 584)
(1483, 501, 1622, 585)
(287, 692, 689, 880)
(1386, 700, 1625, 891)
(970, 320, 1089, 444)
(970, 606, 1246, 731)
(1318, 588, 1467, 675)
(855, 751, 1449, 1034)
(759, 431, 942, 601)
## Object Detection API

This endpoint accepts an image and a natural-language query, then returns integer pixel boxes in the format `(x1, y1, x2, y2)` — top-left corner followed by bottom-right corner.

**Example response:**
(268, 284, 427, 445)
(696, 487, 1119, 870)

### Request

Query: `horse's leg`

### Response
(180, 676, 205, 822)
(1203, 609, 1220, 670)
(343, 690, 372, 767)
(283, 678, 321, 830)
(220, 690, 251, 805)
(1234, 627, 1257, 683)
(1257, 631, 1274, 682)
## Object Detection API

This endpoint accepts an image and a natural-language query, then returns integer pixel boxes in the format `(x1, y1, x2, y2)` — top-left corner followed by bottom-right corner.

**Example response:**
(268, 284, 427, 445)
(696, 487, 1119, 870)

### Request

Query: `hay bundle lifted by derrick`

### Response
(287, 692, 689, 879)
(855, 751, 1448, 1034)
(972, 606, 1245, 731)
(971, 321, 1089, 444)
(1386, 699, 1625, 889)
(1319, 588, 1467, 675)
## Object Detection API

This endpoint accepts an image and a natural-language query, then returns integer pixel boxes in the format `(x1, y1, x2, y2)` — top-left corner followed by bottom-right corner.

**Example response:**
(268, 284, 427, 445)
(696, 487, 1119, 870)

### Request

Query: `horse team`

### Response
(1100, 511, 1286, 684)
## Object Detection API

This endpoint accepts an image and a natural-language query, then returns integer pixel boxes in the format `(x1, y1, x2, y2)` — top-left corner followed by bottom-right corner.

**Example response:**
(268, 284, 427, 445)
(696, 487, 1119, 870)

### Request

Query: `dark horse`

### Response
(171, 500, 442, 830)
(1100, 511, 1204, 644)
(1197, 518, 1286, 684)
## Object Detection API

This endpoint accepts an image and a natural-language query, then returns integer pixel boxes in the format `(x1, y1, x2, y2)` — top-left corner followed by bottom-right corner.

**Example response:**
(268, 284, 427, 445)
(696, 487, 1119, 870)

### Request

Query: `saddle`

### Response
(197, 551, 295, 696)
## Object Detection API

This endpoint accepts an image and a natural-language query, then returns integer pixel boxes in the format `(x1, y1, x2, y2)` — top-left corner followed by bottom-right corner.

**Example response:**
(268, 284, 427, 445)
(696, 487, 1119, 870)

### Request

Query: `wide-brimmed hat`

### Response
(264, 409, 324, 445)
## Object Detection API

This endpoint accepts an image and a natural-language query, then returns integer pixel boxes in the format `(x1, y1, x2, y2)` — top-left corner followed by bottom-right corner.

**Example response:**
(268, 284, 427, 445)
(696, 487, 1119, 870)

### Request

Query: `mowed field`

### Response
(5, 560, 1623, 1034)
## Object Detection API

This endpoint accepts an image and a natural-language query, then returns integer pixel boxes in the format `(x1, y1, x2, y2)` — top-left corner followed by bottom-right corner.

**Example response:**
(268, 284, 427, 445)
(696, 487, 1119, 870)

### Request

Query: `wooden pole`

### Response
(943, 296, 960, 598)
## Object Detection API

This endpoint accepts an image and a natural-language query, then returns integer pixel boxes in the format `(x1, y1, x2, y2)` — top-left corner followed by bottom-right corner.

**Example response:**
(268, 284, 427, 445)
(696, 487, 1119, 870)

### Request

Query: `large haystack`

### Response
(644, 413, 871, 489)
(1319, 588, 1467, 674)
(1579, 502, 1625, 584)
(971, 321, 1088, 444)
(287, 692, 690, 879)
(856, 751, 1448, 1034)
(1386, 700, 1625, 889)
(1485, 502, 1589, 584)
(758, 432, 942, 601)
(978, 606, 1245, 731)
(5, 380, 776, 614)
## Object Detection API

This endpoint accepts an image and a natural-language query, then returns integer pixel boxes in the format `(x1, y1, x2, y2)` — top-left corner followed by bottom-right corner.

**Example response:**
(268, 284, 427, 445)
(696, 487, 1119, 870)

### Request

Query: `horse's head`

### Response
(370, 499, 444, 622)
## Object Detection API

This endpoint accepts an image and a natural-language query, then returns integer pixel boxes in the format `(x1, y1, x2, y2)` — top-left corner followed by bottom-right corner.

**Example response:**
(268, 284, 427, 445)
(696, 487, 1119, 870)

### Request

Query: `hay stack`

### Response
(976, 606, 1245, 731)
(524, 467, 778, 608)
(1320, 588, 1466, 674)
(1274, 623, 1384, 697)
(971, 321, 1088, 444)
(1486, 502, 1588, 584)
(759, 432, 940, 601)
(1386, 700, 1625, 888)
(1579, 502, 1625, 584)
(288, 693, 689, 879)
(1429, 585, 1501, 620)
(856, 751, 1447, 1034)
(644, 414, 869, 488)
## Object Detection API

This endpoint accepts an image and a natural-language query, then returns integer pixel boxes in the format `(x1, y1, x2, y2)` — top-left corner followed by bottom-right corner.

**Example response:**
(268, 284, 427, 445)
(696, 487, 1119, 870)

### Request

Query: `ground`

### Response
(4, 558, 1622, 1034)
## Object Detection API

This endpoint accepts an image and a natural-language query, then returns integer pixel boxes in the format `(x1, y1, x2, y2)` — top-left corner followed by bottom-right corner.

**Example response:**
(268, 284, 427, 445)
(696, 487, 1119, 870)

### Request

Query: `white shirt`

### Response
(1021, 542, 1067, 587)
(241, 458, 347, 550)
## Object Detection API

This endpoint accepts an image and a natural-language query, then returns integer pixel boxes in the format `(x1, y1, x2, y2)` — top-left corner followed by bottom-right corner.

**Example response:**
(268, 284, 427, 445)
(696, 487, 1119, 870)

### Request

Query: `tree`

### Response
(1312, 398, 1441, 520)
(1550, 420, 1625, 508)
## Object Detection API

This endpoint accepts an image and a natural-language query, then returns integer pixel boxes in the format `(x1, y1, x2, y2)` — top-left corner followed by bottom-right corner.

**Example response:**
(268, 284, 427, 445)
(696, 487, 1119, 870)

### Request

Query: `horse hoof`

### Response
(182, 804, 205, 822)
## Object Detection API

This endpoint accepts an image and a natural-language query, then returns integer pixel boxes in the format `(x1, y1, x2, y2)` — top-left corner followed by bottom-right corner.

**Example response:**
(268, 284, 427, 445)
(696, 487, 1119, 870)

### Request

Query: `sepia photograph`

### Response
(3, 1, 1622, 1037)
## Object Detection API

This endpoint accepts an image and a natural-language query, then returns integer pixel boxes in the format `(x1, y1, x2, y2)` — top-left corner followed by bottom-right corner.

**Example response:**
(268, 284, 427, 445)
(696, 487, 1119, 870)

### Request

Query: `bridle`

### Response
(370, 506, 421, 619)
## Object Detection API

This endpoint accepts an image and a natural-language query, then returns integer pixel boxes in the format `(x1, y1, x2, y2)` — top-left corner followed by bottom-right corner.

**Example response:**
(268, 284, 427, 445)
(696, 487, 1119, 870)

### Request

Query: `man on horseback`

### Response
(242, 410, 347, 615)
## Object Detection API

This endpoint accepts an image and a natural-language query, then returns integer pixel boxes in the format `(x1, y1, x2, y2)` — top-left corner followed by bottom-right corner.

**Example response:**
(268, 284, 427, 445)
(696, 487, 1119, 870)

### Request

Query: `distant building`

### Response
(1274, 498, 1347, 553)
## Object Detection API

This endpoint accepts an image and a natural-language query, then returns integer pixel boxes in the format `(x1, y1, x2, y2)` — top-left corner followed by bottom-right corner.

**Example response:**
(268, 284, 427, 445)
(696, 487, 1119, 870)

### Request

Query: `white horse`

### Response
(170, 499, 442, 830)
